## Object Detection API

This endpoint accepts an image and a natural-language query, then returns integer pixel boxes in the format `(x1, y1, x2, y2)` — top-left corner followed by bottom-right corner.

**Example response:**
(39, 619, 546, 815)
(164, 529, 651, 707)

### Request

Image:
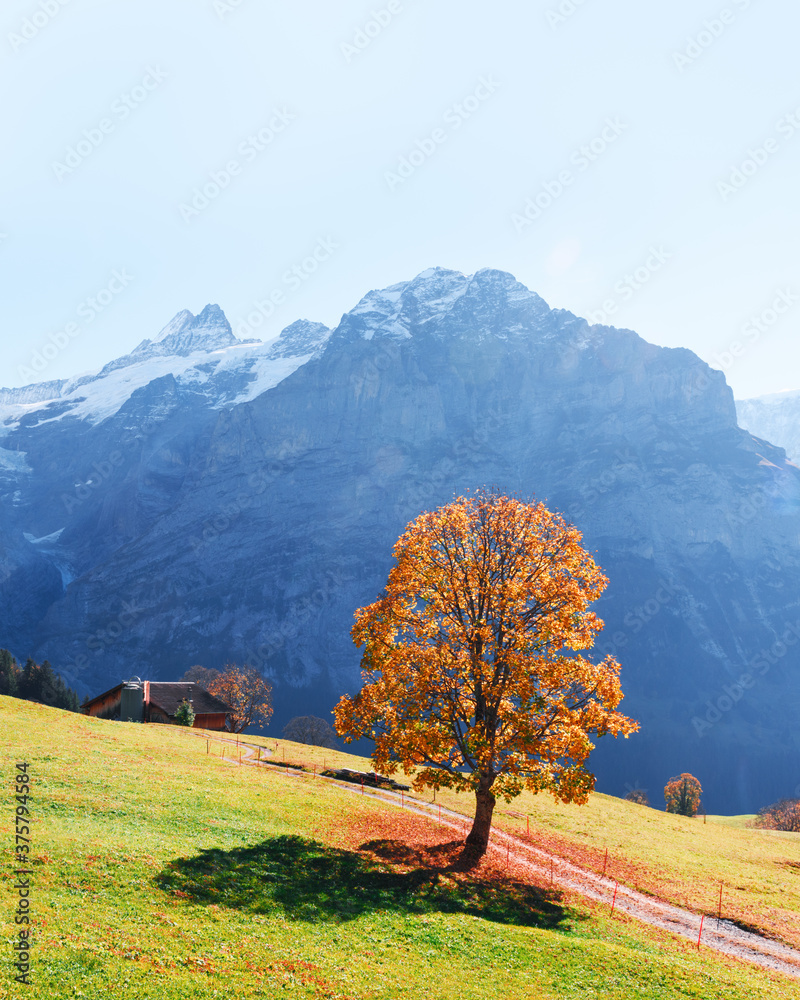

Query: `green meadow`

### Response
(3, 696, 800, 999)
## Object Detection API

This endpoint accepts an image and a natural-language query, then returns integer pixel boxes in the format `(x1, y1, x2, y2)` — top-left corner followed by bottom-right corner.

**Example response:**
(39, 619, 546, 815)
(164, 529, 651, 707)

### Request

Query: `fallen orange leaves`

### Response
(333, 807, 550, 890)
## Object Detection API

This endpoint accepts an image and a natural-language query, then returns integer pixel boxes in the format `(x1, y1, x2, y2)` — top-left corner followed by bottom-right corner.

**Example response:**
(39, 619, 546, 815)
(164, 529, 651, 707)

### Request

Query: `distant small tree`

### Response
(664, 773, 702, 817)
(174, 699, 196, 727)
(55, 676, 80, 712)
(38, 660, 58, 705)
(756, 798, 800, 833)
(283, 715, 338, 749)
(625, 788, 649, 806)
(208, 663, 272, 734)
(19, 658, 40, 701)
(0, 649, 19, 697)
(180, 665, 222, 690)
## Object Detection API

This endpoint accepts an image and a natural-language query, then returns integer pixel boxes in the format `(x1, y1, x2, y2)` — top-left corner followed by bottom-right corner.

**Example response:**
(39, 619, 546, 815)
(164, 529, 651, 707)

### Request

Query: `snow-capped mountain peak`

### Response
(135, 304, 240, 357)
(340, 266, 556, 343)
(267, 320, 331, 359)
(0, 307, 330, 433)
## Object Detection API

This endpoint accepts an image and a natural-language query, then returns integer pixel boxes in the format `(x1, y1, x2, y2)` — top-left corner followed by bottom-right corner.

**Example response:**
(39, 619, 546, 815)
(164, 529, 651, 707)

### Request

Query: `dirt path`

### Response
(187, 731, 800, 979)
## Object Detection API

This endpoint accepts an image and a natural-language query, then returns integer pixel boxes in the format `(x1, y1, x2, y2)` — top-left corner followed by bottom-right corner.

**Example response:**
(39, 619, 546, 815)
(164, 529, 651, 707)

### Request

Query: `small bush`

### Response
(756, 798, 800, 832)
(174, 699, 195, 727)
(625, 789, 649, 806)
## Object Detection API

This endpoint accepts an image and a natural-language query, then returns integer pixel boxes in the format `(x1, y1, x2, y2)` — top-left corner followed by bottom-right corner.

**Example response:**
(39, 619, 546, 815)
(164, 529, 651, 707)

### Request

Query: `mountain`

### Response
(0, 306, 330, 424)
(736, 389, 800, 464)
(2, 268, 799, 813)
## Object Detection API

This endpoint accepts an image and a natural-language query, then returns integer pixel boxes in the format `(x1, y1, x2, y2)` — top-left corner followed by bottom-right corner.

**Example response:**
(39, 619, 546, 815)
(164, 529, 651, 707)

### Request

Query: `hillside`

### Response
(4, 699, 800, 998)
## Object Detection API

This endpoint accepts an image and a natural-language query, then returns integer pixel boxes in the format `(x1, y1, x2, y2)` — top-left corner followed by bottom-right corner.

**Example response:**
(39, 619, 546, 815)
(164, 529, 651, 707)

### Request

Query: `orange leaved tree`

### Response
(756, 798, 800, 832)
(334, 491, 638, 856)
(664, 773, 702, 817)
(208, 663, 273, 734)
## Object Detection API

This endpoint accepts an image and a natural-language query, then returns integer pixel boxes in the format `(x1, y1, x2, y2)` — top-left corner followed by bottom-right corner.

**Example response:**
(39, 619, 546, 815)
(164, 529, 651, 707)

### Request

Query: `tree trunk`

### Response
(465, 777, 496, 856)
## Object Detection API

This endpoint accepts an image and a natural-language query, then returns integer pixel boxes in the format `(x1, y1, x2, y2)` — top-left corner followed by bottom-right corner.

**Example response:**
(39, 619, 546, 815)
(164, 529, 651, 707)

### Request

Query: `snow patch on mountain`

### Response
(23, 528, 65, 546)
(0, 446, 31, 474)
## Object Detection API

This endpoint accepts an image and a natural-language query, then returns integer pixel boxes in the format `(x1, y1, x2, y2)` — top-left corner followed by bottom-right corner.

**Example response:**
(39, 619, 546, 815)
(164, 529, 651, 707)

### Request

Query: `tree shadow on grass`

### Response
(157, 834, 573, 929)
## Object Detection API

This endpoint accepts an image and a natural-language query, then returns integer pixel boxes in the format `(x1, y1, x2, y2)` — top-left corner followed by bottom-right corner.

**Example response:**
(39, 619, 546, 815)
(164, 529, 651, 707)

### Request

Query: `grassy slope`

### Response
(2, 697, 799, 1000)
(483, 788, 800, 951)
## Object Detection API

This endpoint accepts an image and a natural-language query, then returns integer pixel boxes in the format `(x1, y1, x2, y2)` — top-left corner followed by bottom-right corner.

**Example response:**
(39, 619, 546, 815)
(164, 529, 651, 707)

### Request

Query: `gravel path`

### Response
(193, 732, 800, 979)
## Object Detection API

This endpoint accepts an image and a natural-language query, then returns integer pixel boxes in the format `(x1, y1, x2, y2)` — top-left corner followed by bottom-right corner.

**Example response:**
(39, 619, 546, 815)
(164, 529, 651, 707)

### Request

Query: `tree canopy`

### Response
(664, 773, 702, 817)
(0, 648, 19, 698)
(282, 715, 339, 749)
(334, 491, 638, 855)
(208, 663, 273, 734)
(179, 664, 222, 690)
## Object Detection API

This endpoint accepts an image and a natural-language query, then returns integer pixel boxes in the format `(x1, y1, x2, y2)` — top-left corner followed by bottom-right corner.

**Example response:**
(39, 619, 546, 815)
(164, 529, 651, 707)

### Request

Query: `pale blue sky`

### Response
(2, 0, 798, 397)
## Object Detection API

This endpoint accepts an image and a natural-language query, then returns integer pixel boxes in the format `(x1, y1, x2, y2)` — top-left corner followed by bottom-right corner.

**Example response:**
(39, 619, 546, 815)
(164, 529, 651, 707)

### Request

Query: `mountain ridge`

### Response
(0, 312, 331, 429)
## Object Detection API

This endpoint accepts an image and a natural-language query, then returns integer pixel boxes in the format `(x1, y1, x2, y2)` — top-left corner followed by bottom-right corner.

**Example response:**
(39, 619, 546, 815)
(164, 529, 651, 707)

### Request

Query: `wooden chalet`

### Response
(81, 678, 230, 730)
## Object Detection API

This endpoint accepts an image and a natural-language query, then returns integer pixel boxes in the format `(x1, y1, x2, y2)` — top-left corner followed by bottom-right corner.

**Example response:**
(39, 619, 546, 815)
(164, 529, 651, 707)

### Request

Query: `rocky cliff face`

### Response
(2, 268, 799, 813)
(736, 390, 800, 464)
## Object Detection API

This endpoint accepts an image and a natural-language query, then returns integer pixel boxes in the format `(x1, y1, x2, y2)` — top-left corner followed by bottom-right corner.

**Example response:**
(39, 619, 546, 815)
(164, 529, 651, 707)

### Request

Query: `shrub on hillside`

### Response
(755, 798, 800, 832)
(625, 788, 650, 806)
(174, 698, 196, 727)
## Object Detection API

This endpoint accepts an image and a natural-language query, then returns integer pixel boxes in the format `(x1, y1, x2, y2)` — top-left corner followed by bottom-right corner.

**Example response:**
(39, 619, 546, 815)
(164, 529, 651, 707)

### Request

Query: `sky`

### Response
(2, 0, 798, 399)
